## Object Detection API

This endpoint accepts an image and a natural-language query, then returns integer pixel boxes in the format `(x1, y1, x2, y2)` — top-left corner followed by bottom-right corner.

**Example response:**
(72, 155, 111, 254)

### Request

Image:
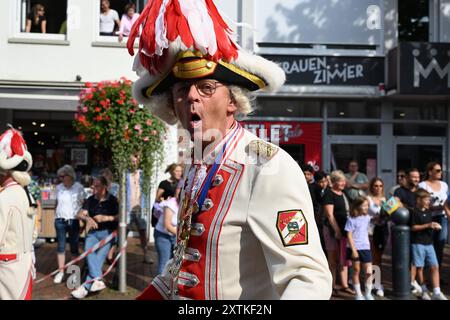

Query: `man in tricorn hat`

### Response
(128, 0, 332, 299)
(0, 127, 35, 300)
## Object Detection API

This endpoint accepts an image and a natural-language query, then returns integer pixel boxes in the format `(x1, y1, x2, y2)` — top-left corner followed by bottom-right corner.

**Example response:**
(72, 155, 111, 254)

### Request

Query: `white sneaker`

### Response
(71, 286, 88, 299)
(431, 292, 448, 300)
(375, 288, 384, 297)
(365, 293, 375, 300)
(355, 294, 365, 300)
(421, 291, 431, 300)
(90, 280, 106, 292)
(53, 271, 64, 284)
(411, 281, 422, 295)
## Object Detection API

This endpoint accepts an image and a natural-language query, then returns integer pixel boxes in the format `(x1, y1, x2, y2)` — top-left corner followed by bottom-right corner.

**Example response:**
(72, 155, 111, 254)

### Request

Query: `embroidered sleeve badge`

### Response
(276, 210, 308, 246)
(246, 140, 278, 161)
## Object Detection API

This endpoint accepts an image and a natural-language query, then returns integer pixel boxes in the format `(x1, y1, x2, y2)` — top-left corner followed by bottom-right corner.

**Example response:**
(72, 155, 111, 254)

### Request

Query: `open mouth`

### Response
(191, 113, 201, 122)
(190, 113, 202, 129)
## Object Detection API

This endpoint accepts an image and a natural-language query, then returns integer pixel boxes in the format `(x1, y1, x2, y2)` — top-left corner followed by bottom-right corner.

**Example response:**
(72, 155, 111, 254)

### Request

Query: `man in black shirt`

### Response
(301, 164, 316, 209)
(394, 168, 420, 211)
(71, 176, 119, 299)
(312, 171, 329, 254)
(410, 189, 447, 300)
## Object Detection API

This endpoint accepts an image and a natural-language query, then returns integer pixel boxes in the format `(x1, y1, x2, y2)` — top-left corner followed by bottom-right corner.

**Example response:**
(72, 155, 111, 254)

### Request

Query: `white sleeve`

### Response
(0, 199, 8, 245)
(247, 150, 332, 300)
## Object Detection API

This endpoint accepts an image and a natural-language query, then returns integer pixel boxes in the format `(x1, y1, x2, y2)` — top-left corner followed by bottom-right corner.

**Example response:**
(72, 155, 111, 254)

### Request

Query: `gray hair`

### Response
(57, 165, 76, 181)
(228, 85, 255, 117)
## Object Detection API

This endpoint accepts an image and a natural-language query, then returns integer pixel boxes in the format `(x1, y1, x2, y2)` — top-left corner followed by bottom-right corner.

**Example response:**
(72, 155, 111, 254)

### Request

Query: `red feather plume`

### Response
(127, 0, 239, 75)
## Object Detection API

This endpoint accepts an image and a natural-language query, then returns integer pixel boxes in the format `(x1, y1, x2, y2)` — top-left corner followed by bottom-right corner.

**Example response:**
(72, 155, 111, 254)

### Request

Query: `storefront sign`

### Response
(242, 122, 322, 171)
(387, 42, 450, 95)
(262, 54, 384, 86)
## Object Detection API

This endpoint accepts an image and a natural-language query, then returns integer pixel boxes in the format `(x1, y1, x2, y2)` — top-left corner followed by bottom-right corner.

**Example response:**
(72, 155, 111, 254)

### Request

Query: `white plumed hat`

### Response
(127, 0, 286, 124)
(0, 126, 33, 186)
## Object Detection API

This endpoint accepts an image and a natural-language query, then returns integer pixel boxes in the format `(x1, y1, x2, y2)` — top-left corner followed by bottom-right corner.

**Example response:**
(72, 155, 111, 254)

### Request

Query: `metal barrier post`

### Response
(391, 207, 411, 299)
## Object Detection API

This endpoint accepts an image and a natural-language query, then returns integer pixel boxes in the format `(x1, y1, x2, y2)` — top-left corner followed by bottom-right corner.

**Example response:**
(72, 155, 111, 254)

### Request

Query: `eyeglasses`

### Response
(434, 169, 442, 173)
(58, 175, 66, 179)
(397, 174, 405, 178)
(175, 80, 226, 98)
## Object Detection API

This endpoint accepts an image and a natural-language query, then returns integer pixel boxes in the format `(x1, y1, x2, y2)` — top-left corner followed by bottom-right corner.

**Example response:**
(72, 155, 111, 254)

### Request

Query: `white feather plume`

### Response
(155, 0, 170, 55)
(178, 0, 217, 56)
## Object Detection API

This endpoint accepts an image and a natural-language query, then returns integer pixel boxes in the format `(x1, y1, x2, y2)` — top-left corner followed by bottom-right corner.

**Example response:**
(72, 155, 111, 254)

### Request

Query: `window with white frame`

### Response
(17, 0, 67, 39)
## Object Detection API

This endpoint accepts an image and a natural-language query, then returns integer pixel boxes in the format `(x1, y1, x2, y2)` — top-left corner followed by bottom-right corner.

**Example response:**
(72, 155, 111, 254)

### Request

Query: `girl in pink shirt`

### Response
(119, 3, 139, 42)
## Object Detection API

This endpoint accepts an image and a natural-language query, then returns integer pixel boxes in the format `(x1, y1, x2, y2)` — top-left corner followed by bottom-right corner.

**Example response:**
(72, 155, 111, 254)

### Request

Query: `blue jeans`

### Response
(154, 229, 175, 275)
(432, 215, 448, 266)
(54, 218, 80, 255)
(83, 229, 112, 290)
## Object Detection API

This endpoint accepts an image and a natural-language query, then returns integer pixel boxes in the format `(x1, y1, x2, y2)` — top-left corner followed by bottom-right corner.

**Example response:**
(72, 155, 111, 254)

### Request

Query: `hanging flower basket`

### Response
(73, 77, 166, 191)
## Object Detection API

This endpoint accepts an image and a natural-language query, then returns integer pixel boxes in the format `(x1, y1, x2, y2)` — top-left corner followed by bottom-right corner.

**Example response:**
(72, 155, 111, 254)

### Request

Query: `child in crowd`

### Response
(345, 196, 375, 300)
(410, 189, 447, 300)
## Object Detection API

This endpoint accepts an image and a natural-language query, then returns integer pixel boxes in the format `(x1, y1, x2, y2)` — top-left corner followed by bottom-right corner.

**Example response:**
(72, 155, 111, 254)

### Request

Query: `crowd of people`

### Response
(22, 159, 184, 299)
(25, 0, 139, 41)
(302, 160, 449, 300)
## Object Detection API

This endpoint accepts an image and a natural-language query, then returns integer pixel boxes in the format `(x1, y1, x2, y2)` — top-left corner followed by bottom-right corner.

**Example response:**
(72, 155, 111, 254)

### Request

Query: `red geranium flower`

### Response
(78, 134, 86, 142)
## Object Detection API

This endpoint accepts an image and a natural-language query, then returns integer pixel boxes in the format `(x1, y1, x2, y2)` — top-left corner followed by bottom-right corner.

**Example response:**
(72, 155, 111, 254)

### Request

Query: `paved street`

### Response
(33, 237, 156, 300)
(32, 237, 450, 300)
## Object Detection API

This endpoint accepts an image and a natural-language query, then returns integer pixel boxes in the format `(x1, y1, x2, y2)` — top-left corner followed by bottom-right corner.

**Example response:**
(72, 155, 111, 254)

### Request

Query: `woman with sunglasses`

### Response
(367, 177, 387, 297)
(25, 3, 46, 33)
(388, 169, 407, 197)
(418, 162, 450, 270)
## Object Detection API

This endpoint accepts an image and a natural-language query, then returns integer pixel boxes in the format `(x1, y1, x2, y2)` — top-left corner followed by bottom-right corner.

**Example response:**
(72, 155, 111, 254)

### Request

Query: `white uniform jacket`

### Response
(139, 123, 332, 300)
(0, 183, 34, 300)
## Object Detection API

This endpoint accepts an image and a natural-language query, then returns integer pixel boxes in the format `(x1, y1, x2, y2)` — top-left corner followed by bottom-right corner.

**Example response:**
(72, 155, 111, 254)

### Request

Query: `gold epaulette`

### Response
(246, 140, 279, 161)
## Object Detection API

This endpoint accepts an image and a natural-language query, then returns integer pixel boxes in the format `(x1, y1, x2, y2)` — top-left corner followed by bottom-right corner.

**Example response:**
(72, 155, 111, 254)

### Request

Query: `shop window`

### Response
(393, 100, 447, 120)
(330, 144, 377, 177)
(328, 123, 380, 135)
(251, 98, 322, 118)
(398, 0, 429, 42)
(397, 145, 442, 175)
(394, 124, 447, 137)
(328, 100, 381, 119)
(19, 0, 67, 36)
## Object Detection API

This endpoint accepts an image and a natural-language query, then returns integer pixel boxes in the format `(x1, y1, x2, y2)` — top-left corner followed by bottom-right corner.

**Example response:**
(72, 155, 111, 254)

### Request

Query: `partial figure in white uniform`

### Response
(128, 0, 332, 300)
(0, 127, 35, 300)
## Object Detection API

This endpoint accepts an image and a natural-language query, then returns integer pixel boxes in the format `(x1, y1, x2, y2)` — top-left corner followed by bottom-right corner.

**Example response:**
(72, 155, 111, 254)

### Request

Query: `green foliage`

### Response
(73, 78, 165, 192)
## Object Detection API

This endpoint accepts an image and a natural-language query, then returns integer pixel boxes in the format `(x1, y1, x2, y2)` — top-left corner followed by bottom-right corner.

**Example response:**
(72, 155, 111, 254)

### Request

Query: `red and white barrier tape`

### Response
(80, 240, 127, 287)
(34, 230, 118, 284)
